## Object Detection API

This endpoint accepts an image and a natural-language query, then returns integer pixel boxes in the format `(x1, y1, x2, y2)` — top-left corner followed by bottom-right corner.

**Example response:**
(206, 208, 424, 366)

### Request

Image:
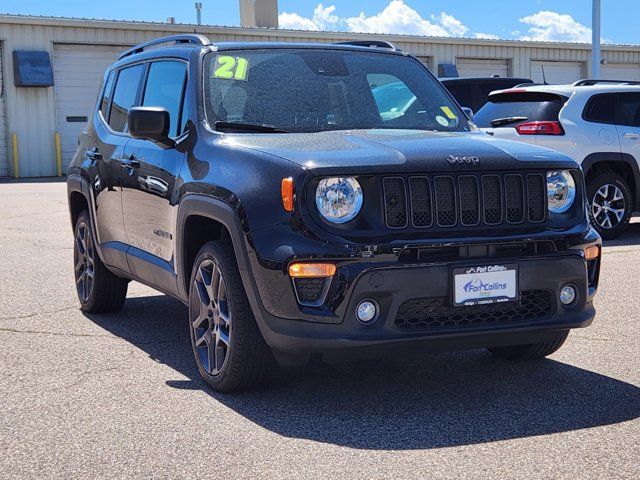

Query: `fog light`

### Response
(356, 300, 378, 324)
(560, 285, 576, 306)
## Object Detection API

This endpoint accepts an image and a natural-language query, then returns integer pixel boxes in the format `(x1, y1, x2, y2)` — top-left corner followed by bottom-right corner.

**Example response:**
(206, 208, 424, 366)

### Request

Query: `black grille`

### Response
(294, 278, 326, 304)
(395, 290, 555, 331)
(383, 172, 547, 231)
(383, 177, 407, 228)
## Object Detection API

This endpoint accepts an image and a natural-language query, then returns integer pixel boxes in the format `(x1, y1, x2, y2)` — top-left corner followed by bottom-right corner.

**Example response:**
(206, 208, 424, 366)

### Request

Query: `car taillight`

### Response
(515, 121, 564, 135)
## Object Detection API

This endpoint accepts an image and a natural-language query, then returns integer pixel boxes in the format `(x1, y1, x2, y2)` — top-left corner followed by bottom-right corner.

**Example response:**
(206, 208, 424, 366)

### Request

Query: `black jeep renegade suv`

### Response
(67, 35, 601, 392)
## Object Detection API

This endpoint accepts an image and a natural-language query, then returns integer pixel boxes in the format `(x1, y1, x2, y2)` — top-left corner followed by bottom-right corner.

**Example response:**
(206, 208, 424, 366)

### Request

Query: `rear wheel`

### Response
(188, 240, 274, 392)
(587, 172, 632, 240)
(487, 331, 569, 360)
(73, 210, 128, 313)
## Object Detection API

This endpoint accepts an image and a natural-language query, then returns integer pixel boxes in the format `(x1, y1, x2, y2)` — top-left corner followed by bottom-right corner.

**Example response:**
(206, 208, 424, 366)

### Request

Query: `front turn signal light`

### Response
(281, 177, 294, 212)
(288, 262, 336, 278)
(584, 245, 600, 261)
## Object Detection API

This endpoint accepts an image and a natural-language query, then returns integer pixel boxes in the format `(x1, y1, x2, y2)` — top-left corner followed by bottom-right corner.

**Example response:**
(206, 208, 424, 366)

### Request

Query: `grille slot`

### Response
(382, 171, 549, 231)
(395, 290, 555, 331)
(527, 174, 546, 222)
(409, 177, 433, 227)
(382, 177, 407, 228)
(434, 176, 457, 227)
(505, 174, 525, 223)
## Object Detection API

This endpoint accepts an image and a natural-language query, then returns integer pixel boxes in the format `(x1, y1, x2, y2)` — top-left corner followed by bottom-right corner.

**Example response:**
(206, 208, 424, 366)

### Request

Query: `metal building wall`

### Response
(1, 15, 640, 177)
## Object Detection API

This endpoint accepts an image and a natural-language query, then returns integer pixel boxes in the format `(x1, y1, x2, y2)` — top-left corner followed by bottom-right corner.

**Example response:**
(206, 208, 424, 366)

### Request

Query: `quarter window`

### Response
(142, 61, 187, 138)
(583, 94, 616, 124)
(109, 64, 144, 133)
(100, 72, 116, 120)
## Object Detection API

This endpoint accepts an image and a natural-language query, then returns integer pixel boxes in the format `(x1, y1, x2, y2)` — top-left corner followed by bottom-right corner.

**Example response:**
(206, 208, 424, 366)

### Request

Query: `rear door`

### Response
(121, 60, 188, 292)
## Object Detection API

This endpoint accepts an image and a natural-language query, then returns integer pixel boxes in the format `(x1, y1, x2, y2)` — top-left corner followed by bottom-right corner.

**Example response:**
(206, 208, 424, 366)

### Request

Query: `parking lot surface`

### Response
(1, 180, 639, 479)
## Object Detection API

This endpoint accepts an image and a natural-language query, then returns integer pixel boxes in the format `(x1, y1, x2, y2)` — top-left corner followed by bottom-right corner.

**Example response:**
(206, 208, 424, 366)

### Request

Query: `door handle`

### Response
(121, 154, 141, 169)
(624, 133, 640, 140)
(85, 147, 102, 160)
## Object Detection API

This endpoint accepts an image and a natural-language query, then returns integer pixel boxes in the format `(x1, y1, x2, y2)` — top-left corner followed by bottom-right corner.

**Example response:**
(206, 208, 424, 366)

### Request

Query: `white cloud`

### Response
(278, 1, 487, 38)
(474, 32, 500, 40)
(518, 10, 592, 43)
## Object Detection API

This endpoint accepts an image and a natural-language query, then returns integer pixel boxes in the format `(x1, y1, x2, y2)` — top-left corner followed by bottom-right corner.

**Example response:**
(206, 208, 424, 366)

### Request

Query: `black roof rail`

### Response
(573, 78, 640, 86)
(334, 40, 400, 51)
(119, 34, 211, 60)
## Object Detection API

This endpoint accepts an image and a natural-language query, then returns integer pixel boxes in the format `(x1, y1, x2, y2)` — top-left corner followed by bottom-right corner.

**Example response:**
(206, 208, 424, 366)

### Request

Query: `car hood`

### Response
(223, 129, 577, 175)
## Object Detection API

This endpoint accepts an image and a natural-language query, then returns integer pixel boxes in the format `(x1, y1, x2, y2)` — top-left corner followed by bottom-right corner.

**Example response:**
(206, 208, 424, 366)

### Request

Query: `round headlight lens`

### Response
(547, 170, 576, 214)
(315, 177, 363, 223)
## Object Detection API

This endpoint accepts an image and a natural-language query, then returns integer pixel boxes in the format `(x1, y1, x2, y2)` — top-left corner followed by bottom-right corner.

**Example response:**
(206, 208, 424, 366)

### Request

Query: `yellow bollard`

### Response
(12, 133, 19, 179)
(54, 132, 62, 176)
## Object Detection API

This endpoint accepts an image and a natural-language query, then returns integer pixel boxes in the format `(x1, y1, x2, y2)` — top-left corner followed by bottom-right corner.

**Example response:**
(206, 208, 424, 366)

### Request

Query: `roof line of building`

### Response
(1, 12, 640, 51)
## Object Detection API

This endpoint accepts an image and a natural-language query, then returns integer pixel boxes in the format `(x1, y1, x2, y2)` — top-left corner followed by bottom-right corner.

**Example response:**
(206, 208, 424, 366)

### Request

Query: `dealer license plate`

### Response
(453, 264, 517, 306)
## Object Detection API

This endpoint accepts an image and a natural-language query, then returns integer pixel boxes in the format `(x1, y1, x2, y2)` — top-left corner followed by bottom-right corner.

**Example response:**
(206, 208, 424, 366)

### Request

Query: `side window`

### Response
(369, 74, 418, 121)
(109, 64, 145, 133)
(142, 61, 187, 138)
(100, 72, 116, 120)
(583, 93, 616, 125)
(617, 93, 640, 127)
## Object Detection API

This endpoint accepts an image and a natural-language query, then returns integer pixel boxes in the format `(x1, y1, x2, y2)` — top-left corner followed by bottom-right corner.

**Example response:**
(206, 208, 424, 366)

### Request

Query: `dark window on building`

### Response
(142, 61, 187, 138)
(109, 64, 144, 133)
(583, 93, 617, 125)
(617, 93, 640, 127)
(100, 72, 116, 120)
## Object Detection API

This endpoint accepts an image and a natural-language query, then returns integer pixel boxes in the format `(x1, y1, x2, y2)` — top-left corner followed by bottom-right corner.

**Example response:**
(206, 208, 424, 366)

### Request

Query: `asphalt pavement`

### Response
(1, 179, 639, 479)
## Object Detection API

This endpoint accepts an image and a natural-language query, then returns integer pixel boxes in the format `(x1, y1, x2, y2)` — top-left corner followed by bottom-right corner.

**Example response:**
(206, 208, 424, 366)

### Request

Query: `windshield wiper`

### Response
(214, 121, 291, 133)
(490, 116, 528, 127)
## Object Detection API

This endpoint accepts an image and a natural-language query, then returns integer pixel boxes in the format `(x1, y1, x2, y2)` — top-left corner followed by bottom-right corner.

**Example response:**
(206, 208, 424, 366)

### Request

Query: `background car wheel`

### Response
(487, 331, 569, 360)
(188, 240, 274, 393)
(73, 210, 128, 313)
(587, 172, 633, 240)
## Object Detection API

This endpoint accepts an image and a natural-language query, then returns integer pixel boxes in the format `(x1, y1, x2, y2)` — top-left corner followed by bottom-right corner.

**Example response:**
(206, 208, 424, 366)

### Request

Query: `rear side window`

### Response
(474, 92, 566, 128)
(617, 93, 640, 127)
(142, 61, 188, 138)
(109, 64, 145, 133)
(100, 72, 116, 119)
(583, 94, 617, 124)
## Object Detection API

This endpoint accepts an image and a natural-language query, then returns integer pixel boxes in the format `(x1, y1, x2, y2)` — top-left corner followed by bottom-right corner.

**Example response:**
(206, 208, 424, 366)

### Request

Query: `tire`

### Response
(188, 240, 274, 392)
(487, 331, 569, 360)
(587, 172, 633, 240)
(73, 210, 128, 313)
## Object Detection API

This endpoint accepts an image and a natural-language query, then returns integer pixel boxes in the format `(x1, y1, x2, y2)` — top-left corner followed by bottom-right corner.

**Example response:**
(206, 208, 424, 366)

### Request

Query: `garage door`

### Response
(456, 58, 509, 78)
(53, 44, 126, 172)
(602, 63, 640, 81)
(0, 45, 8, 177)
(531, 61, 584, 85)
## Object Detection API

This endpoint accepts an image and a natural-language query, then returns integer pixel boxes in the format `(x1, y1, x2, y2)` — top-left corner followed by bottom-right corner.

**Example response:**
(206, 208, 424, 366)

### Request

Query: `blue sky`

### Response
(3, 0, 639, 44)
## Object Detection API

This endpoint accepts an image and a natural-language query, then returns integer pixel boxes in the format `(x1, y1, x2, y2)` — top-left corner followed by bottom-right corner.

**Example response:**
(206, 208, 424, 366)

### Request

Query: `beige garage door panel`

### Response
(531, 61, 584, 85)
(0, 45, 8, 177)
(54, 44, 125, 173)
(456, 58, 509, 78)
(602, 63, 640, 81)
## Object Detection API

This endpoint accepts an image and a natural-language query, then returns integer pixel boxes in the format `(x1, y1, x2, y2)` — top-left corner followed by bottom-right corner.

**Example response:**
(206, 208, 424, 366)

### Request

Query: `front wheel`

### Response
(587, 172, 633, 240)
(487, 331, 569, 360)
(188, 240, 274, 392)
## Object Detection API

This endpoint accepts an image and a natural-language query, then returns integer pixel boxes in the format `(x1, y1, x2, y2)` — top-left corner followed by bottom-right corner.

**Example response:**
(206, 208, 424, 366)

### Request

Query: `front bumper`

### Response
(241, 227, 600, 363)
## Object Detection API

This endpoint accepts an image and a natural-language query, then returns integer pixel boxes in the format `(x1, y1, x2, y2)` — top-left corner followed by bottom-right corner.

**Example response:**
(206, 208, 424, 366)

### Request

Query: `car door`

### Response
(121, 60, 188, 293)
(91, 64, 145, 272)
(616, 92, 640, 165)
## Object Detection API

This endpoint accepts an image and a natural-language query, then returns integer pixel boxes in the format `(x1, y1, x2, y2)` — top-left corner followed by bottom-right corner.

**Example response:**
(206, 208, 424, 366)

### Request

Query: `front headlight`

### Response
(547, 170, 576, 214)
(316, 177, 363, 223)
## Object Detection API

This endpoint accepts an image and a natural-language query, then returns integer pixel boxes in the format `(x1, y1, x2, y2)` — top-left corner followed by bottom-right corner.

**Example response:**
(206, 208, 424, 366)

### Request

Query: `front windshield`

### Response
(204, 48, 469, 133)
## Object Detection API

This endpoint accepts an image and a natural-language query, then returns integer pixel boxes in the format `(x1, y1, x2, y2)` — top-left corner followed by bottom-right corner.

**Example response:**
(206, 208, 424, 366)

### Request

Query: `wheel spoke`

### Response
(610, 207, 625, 222)
(612, 188, 624, 202)
(217, 328, 230, 346)
(214, 344, 226, 372)
(207, 334, 217, 373)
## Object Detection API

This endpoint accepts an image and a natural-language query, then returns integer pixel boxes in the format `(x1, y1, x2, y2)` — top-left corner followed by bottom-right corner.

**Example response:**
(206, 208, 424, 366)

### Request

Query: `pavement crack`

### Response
(572, 334, 613, 342)
(0, 326, 117, 340)
(0, 305, 78, 321)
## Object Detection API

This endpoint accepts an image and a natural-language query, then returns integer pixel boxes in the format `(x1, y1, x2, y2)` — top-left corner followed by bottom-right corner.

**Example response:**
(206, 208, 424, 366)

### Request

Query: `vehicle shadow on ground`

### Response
(85, 295, 640, 450)
(602, 220, 640, 247)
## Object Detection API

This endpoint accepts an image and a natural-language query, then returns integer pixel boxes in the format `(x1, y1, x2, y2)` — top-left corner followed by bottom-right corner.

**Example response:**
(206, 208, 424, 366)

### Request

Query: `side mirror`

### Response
(461, 107, 474, 120)
(128, 107, 174, 149)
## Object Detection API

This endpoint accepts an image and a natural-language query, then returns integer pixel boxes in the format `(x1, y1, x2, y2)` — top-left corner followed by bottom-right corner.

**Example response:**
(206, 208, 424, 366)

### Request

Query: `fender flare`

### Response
(581, 152, 640, 207)
(175, 194, 255, 303)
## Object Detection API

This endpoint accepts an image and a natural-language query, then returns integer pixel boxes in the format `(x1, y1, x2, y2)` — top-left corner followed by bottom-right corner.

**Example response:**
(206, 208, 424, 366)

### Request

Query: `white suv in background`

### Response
(474, 80, 640, 239)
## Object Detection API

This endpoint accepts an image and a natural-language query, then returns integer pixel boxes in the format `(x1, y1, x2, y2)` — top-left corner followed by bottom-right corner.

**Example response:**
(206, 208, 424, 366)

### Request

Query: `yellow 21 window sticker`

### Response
(440, 106, 457, 120)
(213, 56, 249, 81)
